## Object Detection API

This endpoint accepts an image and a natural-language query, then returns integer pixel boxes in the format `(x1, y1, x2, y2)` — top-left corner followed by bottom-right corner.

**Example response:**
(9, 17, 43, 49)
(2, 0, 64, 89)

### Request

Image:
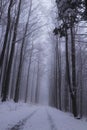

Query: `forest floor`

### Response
(0, 101, 87, 130)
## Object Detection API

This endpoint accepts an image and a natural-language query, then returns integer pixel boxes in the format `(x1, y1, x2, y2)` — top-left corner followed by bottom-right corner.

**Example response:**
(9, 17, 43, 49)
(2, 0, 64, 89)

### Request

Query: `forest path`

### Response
(8, 109, 38, 130)
(21, 107, 53, 130)
(8, 107, 55, 130)
(7, 106, 87, 130)
(0, 102, 86, 130)
(47, 110, 57, 130)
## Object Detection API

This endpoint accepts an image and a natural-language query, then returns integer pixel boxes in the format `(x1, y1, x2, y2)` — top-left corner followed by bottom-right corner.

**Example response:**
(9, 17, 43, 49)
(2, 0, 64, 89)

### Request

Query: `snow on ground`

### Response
(0, 101, 87, 130)
(0, 101, 38, 130)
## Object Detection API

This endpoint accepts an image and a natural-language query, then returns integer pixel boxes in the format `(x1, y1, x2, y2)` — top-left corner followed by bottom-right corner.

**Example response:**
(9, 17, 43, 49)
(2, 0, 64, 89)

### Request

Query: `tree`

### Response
(14, 0, 33, 102)
(0, 0, 13, 68)
(55, 0, 82, 117)
(1, 0, 22, 102)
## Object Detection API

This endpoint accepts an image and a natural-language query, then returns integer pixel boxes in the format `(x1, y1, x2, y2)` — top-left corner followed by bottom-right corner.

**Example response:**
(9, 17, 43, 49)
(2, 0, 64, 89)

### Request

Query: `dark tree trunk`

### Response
(65, 27, 77, 117)
(25, 46, 33, 103)
(70, 26, 77, 117)
(54, 36, 58, 108)
(57, 37, 61, 110)
(1, 0, 22, 102)
(65, 28, 72, 94)
(1, 21, 14, 99)
(0, 0, 13, 67)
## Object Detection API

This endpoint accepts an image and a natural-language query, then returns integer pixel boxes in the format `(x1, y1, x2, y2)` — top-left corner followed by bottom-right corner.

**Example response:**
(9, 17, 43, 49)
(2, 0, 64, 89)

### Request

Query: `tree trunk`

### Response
(70, 25, 77, 117)
(0, 0, 13, 67)
(14, 0, 32, 102)
(25, 45, 33, 103)
(1, 0, 22, 102)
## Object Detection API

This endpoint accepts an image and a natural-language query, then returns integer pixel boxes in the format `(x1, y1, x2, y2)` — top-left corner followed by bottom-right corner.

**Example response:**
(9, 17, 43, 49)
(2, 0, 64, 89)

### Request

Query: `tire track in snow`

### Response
(7, 109, 38, 130)
(47, 110, 58, 130)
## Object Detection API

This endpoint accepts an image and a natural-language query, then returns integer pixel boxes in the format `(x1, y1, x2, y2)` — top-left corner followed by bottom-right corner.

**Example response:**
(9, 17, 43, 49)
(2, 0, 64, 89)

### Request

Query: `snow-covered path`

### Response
(0, 102, 87, 130)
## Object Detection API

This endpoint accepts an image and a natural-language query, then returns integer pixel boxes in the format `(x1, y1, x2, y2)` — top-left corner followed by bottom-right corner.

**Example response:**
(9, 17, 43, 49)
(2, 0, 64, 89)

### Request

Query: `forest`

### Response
(0, 0, 87, 126)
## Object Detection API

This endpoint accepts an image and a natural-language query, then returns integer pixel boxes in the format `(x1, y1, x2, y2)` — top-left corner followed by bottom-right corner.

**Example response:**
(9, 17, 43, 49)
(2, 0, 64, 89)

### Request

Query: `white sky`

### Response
(39, 0, 53, 9)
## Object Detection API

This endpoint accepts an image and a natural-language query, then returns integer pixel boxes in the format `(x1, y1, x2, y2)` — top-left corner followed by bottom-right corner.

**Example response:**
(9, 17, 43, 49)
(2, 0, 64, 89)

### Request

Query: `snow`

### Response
(0, 101, 38, 130)
(0, 101, 87, 130)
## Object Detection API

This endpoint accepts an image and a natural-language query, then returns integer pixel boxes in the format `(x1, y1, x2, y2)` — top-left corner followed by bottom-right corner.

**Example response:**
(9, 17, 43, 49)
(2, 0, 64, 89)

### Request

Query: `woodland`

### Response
(0, 0, 87, 120)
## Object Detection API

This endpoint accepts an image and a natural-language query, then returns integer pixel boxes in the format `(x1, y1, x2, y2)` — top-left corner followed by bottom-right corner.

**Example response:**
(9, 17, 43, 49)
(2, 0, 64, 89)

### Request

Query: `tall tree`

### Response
(1, 0, 22, 102)
(0, 0, 13, 67)
(54, 0, 82, 117)
(14, 0, 32, 102)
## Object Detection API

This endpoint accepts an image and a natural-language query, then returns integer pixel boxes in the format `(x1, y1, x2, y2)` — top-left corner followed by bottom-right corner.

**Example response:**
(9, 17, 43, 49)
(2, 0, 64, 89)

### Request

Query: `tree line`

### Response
(0, 0, 87, 119)
(0, 0, 47, 103)
(50, 0, 87, 118)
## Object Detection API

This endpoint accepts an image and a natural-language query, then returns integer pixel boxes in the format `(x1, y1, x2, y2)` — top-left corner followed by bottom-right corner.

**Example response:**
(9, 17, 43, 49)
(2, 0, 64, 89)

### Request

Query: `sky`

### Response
(39, 0, 53, 9)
